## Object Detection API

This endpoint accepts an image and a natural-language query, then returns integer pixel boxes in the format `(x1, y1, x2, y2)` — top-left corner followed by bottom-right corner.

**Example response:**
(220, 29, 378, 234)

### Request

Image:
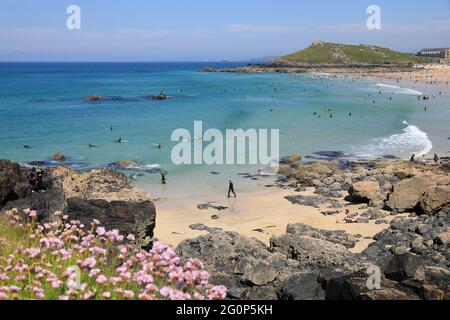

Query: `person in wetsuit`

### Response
(228, 180, 236, 198)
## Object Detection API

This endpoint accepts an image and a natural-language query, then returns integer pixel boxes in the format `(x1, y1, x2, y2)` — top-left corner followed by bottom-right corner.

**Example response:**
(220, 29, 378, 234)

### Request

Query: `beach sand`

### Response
(154, 185, 397, 253)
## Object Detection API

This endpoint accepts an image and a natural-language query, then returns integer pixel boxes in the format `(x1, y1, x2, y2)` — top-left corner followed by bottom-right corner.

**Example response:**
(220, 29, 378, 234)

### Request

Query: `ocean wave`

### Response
(354, 122, 433, 158)
(376, 83, 423, 96)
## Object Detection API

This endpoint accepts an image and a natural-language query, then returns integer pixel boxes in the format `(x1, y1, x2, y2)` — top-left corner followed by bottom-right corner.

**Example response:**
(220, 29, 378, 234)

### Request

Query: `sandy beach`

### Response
(314, 64, 450, 85)
(154, 185, 397, 253)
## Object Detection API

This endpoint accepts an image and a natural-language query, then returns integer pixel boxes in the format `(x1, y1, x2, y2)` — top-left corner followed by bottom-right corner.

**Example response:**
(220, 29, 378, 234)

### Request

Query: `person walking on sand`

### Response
(228, 180, 236, 198)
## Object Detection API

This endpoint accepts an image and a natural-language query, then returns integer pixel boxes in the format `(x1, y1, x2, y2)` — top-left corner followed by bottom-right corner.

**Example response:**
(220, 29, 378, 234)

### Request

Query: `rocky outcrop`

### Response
(420, 186, 450, 215)
(0, 160, 31, 206)
(1, 162, 156, 246)
(362, 205, 450, 270)
(52, 152, 66, 161)
(177, 227, 299, 300)
(285, 224, 357, 249)
(270, 233, 365, 272)
(387, 175, 436, 212)
(348, 181, 385, 207)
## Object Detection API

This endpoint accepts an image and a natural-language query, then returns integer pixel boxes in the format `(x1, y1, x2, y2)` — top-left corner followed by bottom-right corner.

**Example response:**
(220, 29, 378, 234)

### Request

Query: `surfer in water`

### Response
(153, 143, 162, 149)
(115, 138, 123, 143)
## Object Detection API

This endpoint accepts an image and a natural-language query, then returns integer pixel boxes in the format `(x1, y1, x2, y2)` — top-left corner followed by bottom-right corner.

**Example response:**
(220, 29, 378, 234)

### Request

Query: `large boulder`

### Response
(55, 167, 156, 244)
(278, 272, 325, 300)
(420, 186, 450, 215)
(348, 181, 385, 207)
(384, 253, 426, 282)
(176, 228, 301, 300)
(52, 152, 66, 161)
(270, 233, 366, 272)
(387, 175, 436, 212)
(0, 160, 31, 206)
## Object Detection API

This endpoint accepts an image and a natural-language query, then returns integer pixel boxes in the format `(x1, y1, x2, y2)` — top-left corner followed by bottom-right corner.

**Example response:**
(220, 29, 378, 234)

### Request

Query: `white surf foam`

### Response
(376, 83, 423, 96)
(355, 122, 433, 158)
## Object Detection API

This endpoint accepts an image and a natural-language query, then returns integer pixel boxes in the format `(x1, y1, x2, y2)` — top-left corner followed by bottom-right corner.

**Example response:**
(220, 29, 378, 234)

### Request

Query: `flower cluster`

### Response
(0, 209, 227, 300)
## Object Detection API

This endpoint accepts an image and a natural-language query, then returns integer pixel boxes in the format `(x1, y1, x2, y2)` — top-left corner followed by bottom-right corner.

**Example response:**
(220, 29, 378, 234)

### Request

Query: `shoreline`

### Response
(207, 63, 450, 85)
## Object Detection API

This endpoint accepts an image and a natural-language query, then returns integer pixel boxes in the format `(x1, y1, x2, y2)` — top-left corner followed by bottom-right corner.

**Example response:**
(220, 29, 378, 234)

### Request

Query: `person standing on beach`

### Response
(410, 154, 416, 163)
(434, 154, 439, 164)
(228, 180, 236, 198)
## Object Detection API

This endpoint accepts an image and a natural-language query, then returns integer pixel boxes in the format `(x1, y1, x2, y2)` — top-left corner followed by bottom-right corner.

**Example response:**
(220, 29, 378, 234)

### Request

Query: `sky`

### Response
(0, 0, 449, 61)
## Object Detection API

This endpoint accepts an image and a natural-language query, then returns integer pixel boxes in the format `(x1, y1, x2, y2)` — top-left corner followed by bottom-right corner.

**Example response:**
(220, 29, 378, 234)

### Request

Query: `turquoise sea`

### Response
(0, 62, 449, 197)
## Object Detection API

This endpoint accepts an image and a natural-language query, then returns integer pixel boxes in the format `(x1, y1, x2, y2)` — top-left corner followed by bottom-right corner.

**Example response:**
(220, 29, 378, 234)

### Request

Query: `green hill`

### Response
(280, 41, 428, 65)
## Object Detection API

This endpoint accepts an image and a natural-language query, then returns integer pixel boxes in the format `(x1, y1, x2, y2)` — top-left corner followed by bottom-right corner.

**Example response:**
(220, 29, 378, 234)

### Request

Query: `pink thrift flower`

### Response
(96, 275, 108, 284)
(96, 227, 106, 236)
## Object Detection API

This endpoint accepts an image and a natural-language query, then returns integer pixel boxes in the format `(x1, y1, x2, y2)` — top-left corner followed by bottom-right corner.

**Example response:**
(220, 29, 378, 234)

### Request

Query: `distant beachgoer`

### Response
(434, 154, 439, 164)
(160, 171, 168, 184)
(410, 154, 416, 163)
(23, 145, 31, 149)
(110, 126, 113, 131)
(36, 166, 45, 191)
(88, 144, 97, 148)
(424, 106, 427, 112)
(228, 180, 236, 198)
(349, 113, 352, 117)
(28, 167, 38, 191)
(116, 138, 122, 143)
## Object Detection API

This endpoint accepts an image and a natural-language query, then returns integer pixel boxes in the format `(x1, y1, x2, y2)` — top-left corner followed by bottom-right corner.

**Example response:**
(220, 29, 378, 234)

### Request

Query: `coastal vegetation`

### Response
(0, 208, 226, 300)
(280, 41, 431, 66)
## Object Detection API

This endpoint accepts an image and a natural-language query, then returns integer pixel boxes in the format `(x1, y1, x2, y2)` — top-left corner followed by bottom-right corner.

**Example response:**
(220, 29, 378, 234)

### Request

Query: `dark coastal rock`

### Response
(278, 272, 325, 300)
(362, 205, 450, 271)
(269, 233, 365, 272)
(176, 228, 303, 299)
(285, 194, 337, 208)
(325, 269, 421, 300)
(52, 152, 67, 161)
(384, 253, 426, 282)
(0, 160, 31, 206)
(286, 224, 357, 249)
(196, 203, 228, 211)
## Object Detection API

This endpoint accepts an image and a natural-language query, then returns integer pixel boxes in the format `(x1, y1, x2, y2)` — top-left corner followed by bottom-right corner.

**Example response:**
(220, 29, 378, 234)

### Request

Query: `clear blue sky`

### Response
(0, 0, 449, 61)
